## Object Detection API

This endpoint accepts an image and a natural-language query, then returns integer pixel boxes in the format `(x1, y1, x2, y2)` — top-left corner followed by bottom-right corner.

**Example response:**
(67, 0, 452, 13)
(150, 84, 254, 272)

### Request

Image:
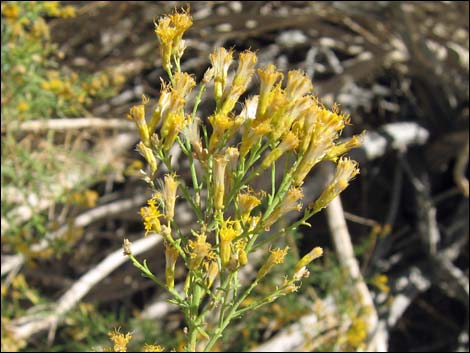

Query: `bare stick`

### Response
(3, 118, 135, 133)
(454, 135, 469, 197)
(326, 196, 387, 352)
(1, 194, 149, 277)
(8, 234, 162, 341)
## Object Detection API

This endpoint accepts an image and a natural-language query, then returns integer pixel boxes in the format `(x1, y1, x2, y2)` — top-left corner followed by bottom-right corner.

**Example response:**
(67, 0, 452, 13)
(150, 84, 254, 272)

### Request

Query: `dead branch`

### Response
(326, 196, 387, 352)
(2, 118, 135, 133)
(8, 233, 162, 342)
(453, 135, 469, 197)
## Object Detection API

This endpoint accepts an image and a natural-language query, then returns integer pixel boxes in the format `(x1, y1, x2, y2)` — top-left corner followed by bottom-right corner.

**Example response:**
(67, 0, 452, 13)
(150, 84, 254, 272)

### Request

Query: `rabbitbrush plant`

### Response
(120, 7, 363, 352)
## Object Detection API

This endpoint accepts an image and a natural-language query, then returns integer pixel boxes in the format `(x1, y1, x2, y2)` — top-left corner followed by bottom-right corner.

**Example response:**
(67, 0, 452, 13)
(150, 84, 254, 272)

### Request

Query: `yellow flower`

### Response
(293, 106, 349, 185)
(17, 102, 29, 113)
(212, 155, 228, 210)
(260, 131, 299, 170)
(285, 70, 313, 100)
(233, 50, 257, 89)
(293, 247, 323, 278)
(208, 113, 236, 151)
(310, 157, 359, 213)
(136, 142, 158, 175)
(219, 50, 257, 115)
(108, 329, 132, 352)
(128, 97, 150, 146)
(237, 192, 261, 220)
(205, 260, 219, 288)
(346, 317, 367, 349)
(210, 47, 233, 104)
(163, 174, 178, 221)
(239, 119, 271, 158)
(142, 343, 165, 352)
(257, 64, 283, 118)
(370, 274, 390, 294)
(2, 3, 20, 19)
(140, 198, 163, 235)
(60, 5, 76, 18)
(155, 8, 192, 72)
(188, 234, 212, 269)
(44, 1, 60, 16)
(31, 18, 50, 39)
(161, 111, 186, 151)
(155, 17, 176, 72)
(219, 218, 240, 268)
(173, 72, 196, 97)
(325, 131, 365, 162)
(264, 188, 303, 229)
(235, 239, 248, 267)
(257, 246, 289, 281)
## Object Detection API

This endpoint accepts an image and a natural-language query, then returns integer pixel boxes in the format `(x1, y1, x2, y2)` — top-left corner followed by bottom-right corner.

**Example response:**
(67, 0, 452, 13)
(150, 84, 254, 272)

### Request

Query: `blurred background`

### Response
(1, 1, 468, 351)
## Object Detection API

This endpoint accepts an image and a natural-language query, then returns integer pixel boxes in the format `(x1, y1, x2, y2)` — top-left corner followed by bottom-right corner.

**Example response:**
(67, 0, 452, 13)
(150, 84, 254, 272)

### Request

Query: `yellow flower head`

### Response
(237, 192, 261, 220)
(155, 8, 192, 72)
(163, 174, 178, 220)
(257, 246, 289, 280)
(142, 343, 165, 352)
(140, 198, 163, 235)
(294, 246, 323, 275)
(213, 154, 228, 210)
(60, 5, 76, 18)
(161, 111, 187, 151)
(219, 218, 240, 267)
(205, 260, 219, 288)
(239, 119, 272, 157)
(325, 131, 365, 162)
(311, 157, 359, 213)
(261, 131, 299, 170)
(285, 70, 313, 100)
(108, 328, 132, 352)
(17, 102, 29, 113)
(128, 96, 150, 146)
(264, 188, 303, 229)
(188, 234, 212, 269)
(235, 239, 248, 267)
(2, 3, 20, 19)
(136, 142, 158, 175)
(173, 72, 196, 97)
(257, 64, 284, 117)
(210, 47, 233, 102)
(232, 50, 257, 90)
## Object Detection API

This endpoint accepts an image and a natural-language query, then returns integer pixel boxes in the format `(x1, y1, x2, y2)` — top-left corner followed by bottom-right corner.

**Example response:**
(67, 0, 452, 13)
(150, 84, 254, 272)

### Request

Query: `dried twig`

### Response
(2, 117, 135, 133)
(8, 234, 162, 342)
(1, 194, 149, 277)
(326, 196, 387, 352)
(453, 135, 469, 197)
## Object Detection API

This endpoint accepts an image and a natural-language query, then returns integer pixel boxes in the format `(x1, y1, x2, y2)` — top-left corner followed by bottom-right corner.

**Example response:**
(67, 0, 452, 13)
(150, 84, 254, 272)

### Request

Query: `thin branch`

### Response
(326, 196, 387, 352)
(2, 118, 135, 133)
(453, 135, 469, 197)
(8, 234, 162, 341)
(2, 194, 149, 277)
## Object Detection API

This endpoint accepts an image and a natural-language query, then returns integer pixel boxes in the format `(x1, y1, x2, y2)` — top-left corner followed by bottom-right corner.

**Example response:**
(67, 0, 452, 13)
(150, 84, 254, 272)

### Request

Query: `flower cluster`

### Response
(124, 7, 362, 352)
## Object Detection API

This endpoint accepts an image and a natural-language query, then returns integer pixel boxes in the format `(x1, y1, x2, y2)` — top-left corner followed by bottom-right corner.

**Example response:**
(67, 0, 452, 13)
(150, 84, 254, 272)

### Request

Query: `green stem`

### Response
(203, 279, 259, 352)
(128, 254, 184, 302)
